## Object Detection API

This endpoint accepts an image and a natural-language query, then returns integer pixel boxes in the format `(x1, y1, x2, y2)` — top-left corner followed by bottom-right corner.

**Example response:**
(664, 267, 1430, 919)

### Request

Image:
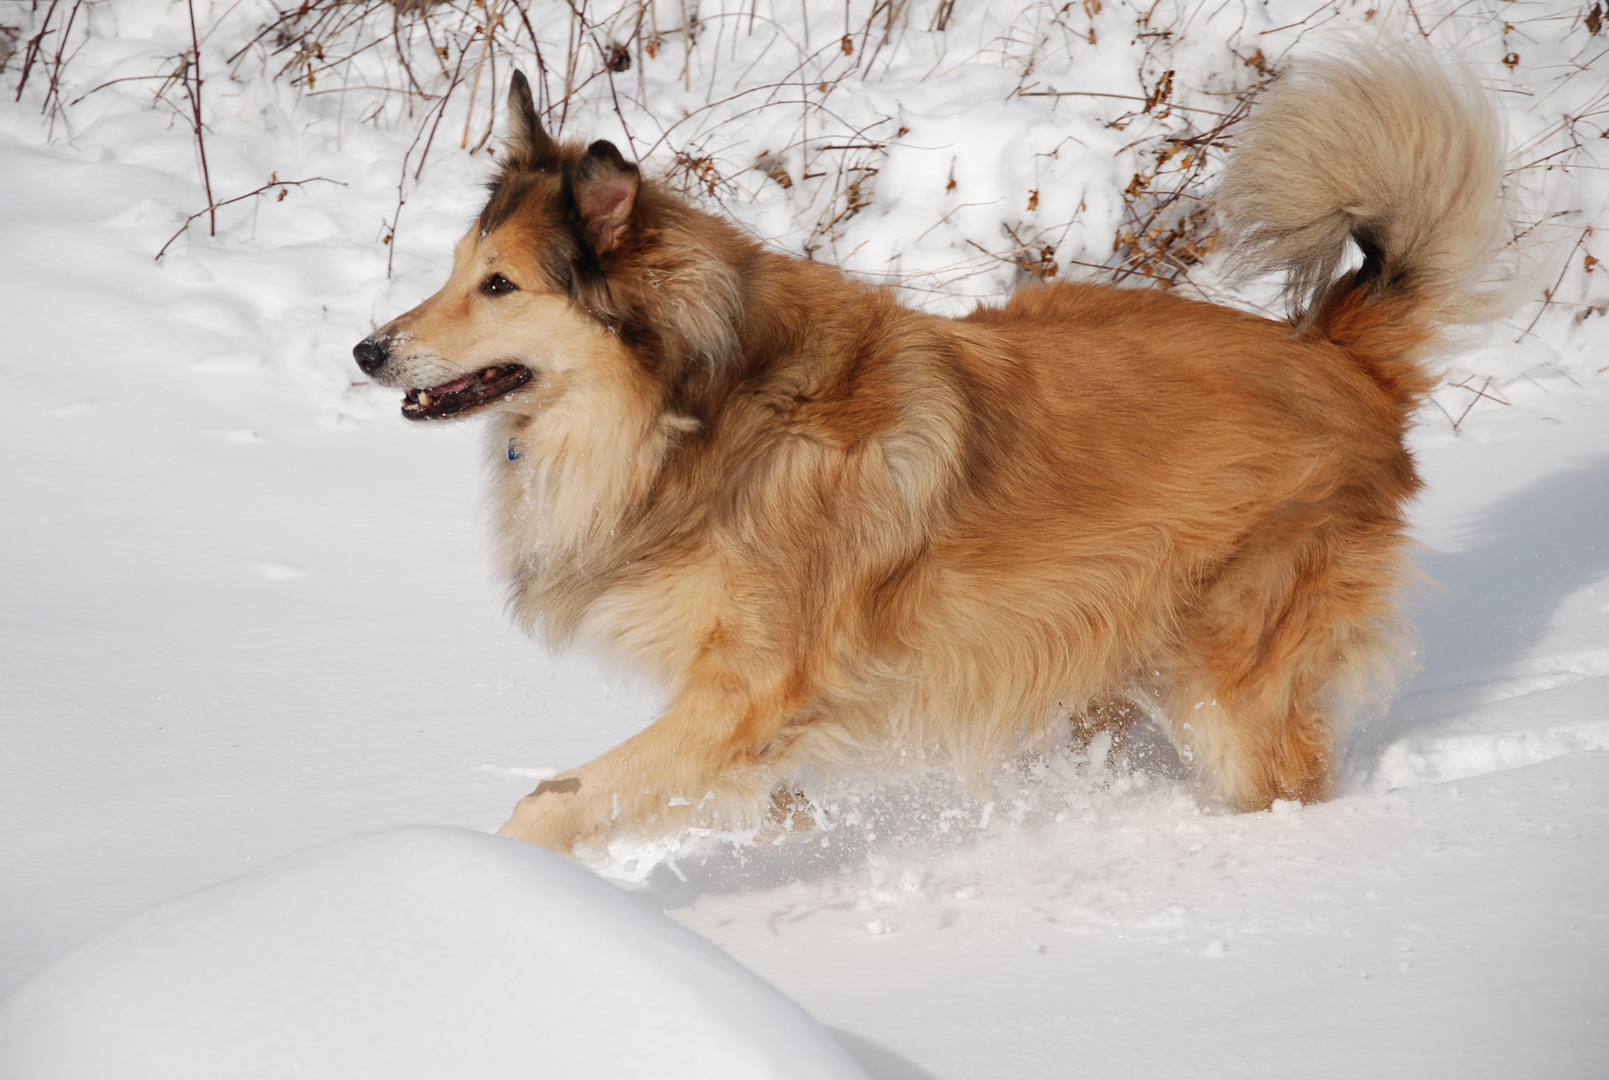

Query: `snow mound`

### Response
(0, 827, 868, 1080)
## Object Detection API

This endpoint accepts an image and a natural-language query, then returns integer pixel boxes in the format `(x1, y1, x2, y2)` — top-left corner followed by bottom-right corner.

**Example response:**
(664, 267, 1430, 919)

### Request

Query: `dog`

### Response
(353, 47, 1509, 854)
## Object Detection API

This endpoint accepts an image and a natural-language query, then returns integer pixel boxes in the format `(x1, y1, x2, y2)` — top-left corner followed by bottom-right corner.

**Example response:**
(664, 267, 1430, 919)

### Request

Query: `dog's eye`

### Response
(481, 273, 518, 296)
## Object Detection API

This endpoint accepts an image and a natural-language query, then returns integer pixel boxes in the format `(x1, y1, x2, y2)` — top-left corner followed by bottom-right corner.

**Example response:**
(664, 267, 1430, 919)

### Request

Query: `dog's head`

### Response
(353, 71, 742, 423)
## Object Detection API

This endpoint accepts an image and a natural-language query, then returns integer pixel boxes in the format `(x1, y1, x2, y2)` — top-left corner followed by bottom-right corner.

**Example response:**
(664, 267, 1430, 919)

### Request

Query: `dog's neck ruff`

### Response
(487, 384, 681, 642)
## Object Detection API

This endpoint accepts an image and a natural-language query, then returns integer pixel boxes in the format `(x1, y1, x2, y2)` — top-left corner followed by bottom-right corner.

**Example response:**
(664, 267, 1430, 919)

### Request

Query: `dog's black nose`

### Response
(353, 336, 390, 375)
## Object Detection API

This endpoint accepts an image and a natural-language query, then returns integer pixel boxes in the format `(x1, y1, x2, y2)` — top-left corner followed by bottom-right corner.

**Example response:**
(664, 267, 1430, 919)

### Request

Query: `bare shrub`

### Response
(8, 0, 1604, 349)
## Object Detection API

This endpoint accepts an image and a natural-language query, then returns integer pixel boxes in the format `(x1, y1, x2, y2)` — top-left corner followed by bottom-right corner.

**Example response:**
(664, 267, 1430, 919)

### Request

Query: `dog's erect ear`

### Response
(574, 140, 641, 254)
(503, 70, 558, 172)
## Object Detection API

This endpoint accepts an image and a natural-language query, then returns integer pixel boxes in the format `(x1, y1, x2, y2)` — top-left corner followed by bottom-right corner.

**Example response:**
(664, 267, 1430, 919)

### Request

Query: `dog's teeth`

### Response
(418, 392, 432, 407)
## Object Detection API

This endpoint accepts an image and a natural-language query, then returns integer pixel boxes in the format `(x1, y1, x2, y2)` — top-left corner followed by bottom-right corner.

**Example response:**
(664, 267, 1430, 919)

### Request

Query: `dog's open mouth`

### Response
(401, 365, 534, 421)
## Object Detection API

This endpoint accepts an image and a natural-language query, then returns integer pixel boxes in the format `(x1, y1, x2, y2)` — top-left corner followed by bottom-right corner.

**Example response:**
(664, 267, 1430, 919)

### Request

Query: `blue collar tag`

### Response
(507, 438, 521, 461)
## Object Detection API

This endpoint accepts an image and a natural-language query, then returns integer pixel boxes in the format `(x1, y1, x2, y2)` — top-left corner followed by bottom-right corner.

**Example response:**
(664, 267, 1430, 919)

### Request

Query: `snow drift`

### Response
(0, 827, 868, 1080)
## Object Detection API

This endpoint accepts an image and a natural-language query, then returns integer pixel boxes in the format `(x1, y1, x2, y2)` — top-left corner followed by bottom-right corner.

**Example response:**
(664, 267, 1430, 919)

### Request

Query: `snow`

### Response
(678, 755, 1609, 1076)
(2, 0, 1607, 1076)
(0, 827, 869, 1079)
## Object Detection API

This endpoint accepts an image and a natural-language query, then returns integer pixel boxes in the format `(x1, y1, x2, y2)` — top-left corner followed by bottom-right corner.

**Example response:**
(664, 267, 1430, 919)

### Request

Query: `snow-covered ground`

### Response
(2, 1, 1606, 1076)
(0, 828, 871, 1079)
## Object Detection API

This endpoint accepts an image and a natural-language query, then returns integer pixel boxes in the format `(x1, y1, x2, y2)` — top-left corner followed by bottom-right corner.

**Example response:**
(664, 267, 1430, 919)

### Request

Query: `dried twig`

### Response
(155, 176, 346, 261)
(13, 0, 63, 104)
(184, 0, 217, 237)
(1431, 375, 1509, 433)
(1521, 226, 1593, 338)
(44, 0, 85, 134)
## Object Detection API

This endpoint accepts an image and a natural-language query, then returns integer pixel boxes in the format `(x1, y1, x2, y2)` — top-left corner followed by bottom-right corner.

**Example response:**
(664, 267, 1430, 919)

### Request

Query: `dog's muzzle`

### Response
(353, 335, 390, 375)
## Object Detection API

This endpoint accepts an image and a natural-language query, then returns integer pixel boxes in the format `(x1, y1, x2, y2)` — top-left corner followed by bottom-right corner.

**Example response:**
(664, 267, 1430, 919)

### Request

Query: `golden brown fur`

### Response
(353, 47, 1510, 854)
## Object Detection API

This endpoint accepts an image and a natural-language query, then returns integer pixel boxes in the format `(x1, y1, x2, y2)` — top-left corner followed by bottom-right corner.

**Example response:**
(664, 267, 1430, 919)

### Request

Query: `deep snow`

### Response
(2, 0, 1607, 1076)
(0, 828, 870, 1079)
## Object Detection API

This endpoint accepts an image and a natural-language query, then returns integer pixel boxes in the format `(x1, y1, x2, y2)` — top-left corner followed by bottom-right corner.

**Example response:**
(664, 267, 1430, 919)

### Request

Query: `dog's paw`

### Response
(497, 778, 588, 852)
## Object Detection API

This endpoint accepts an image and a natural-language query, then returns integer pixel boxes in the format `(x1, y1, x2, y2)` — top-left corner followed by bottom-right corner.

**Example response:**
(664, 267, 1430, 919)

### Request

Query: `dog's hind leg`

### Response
(1151, 529, 1407, 811)
(1151, 676, 1334, 811)
(497, 671, 808, 853)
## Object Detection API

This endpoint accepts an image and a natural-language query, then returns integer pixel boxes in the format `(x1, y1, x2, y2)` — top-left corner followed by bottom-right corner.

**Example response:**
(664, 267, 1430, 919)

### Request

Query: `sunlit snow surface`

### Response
(1, 0, 1607, 1076)
(0, 828, 869, 1079)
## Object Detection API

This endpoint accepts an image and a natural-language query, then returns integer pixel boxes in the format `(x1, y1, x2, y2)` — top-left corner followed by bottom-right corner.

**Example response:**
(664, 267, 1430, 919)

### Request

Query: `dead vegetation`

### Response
(9, 0, 1606, 369)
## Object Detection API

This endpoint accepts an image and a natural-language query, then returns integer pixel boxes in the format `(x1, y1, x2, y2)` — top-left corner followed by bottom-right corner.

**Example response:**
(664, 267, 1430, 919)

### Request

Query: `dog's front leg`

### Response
(497, 677, 795, 854)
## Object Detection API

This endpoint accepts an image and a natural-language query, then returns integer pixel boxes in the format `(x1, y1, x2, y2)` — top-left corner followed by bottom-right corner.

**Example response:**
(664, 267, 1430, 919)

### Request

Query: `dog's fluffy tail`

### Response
(1218, 45, 1512, 409)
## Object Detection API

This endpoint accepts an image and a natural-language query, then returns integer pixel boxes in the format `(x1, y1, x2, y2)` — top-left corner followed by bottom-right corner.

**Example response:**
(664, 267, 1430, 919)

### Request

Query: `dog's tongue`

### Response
(401, 365, 533, 421)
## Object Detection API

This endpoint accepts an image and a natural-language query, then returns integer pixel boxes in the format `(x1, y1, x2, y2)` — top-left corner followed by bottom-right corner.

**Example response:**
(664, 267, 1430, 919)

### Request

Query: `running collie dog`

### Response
(354, 49, 1508, 853)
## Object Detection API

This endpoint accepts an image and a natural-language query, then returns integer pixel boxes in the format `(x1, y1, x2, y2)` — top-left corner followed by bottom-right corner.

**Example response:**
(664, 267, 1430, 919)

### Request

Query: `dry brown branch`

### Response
(12, 0, 63, 103)
(1522, 226, 1593, 337)
(155, 176, 347, 261)
(184, 0, 216, 237)
(1431, 375, 1510, 433)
